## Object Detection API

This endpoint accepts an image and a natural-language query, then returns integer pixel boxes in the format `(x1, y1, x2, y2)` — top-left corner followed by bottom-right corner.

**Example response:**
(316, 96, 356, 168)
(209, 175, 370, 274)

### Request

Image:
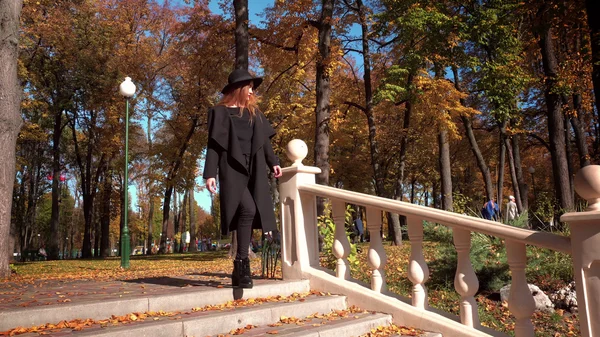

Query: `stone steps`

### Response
(1, 279, 443, 337)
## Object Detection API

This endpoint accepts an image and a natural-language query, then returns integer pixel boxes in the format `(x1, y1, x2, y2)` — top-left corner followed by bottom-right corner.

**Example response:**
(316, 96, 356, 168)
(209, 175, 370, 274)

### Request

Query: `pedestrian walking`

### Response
(203, 69, 282, 289)
(506, 195, 519, 224)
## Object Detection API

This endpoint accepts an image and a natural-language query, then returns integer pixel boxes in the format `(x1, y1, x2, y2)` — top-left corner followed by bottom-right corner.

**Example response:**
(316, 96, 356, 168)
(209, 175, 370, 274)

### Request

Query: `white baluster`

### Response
(406, 215, 429, 309)
(332, 199, 350, 279)
(366, 207, 387, 292)
(453, 228, 480, 328)
(505, 240, 535, 337)
(279, 139, 321, 279)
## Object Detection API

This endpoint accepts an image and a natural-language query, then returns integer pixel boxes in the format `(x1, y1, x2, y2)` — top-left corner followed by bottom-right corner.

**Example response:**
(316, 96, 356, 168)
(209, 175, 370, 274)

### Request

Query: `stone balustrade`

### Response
(279, 139, 600, 337)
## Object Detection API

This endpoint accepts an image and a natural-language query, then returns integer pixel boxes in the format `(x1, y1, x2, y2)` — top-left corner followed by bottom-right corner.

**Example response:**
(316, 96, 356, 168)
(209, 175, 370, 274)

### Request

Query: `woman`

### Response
(203, 69, 282, 289)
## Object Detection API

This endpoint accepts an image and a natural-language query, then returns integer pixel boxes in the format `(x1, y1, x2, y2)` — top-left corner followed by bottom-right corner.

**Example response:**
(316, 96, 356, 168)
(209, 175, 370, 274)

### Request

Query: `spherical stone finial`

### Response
(574, 165, 600, 211)
(287, 139, 308, 167)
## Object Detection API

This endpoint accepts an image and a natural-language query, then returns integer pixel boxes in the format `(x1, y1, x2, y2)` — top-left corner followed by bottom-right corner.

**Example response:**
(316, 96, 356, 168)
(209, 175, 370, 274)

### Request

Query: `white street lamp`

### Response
(119, 77, 136, 97)
(119, 76, 136, 268)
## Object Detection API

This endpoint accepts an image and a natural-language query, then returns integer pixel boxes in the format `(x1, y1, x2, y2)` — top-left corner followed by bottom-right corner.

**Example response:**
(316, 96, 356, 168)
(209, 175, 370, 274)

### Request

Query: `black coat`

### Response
(203, 106, 279, 236)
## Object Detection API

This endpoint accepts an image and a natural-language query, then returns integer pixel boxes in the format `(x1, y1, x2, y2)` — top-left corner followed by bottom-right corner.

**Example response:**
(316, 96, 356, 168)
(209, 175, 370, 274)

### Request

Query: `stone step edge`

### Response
(224, 311, 393, 337)
(66, 294, 349, 337)
(0, 279, 310, 331)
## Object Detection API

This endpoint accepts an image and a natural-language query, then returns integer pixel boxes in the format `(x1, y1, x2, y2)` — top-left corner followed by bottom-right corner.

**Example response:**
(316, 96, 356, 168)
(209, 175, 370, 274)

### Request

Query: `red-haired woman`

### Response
(203, 69, 282, 289)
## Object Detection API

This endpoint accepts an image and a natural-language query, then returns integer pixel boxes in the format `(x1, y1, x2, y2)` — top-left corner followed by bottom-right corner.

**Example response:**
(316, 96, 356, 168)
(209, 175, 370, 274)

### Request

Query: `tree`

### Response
(0, 0, 24, 277)
(233, 0, 249, 70)
(536, 3, 574, 212)
(586, 0, 600, 117)
(314, 0, 336, 216)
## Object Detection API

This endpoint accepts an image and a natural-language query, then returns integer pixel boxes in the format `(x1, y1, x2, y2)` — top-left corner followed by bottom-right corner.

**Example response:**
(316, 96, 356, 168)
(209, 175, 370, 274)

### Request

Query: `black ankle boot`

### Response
(232, 259, 242, 287)
(239, 258, 253, 289)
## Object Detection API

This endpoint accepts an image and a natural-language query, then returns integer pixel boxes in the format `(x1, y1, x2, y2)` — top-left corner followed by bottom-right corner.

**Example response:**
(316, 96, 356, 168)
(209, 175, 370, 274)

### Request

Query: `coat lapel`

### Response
(210, 106, 248, 173)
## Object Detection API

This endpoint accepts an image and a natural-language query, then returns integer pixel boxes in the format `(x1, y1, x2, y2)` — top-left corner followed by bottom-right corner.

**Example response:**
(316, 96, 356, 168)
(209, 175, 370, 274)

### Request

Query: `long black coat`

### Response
(202, 106, 279, 236)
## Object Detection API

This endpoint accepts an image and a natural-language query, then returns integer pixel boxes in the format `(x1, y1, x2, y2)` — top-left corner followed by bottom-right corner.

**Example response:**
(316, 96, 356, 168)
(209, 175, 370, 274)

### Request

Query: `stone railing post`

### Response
(453, 228, 480, 328)
(505, 240, 535, 337)
(332, 200, 351, 279)
(561, 165, 600, 337)
(366, 207, 387, 292)
(407, 215, 429, 309)
(279, 139, 322, 280)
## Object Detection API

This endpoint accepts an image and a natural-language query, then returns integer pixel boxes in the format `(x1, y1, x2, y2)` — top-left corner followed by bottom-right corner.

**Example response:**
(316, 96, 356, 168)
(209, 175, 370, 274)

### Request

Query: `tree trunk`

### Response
(48, 108, 62, 260)
(314, 0, 335, 216)
(233, 0, 248, 70)
(438, 128, 453, 211)
(100, 168, 111, 258)
(432, 181, 440, 209)
(452, 67, 494, 201)
(179, 190, 188, 253)
(538, 20, 574, 211)
(160, 186, 173, 253)
(564, 115, 575, 203)
(511, 132, 528, 211)
(571, 93, 591, 167)
(389, 73, 416, 246)
(94, 204, 100, 257)
(70, 118, 105, 259)
(504, 137, 523, 213)
(497, 124, 508, 208)
(188, 187, 196, 252)
(356, 0, 384, 196)
(586, 0, 600, 117)
(159, 118, 199, 253)
(173, 190, 180, 241)
(146, 113, 154, 254)
(146, 198, 154, 254)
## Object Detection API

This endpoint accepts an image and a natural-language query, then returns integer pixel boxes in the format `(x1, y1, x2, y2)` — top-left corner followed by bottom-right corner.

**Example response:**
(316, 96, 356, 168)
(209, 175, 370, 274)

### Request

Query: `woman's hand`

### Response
(273, 165, 282, 178)
(206, 178, 217, 194)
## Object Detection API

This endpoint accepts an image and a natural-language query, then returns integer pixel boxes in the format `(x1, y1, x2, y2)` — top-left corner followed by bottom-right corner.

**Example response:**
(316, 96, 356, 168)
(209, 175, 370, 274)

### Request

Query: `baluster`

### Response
(406, 215, 429, 309)
(505, 240, 535, 337)
(453, 228, 480, 328)
(366, 207, 387, 292)
(332, 200, 350, 279)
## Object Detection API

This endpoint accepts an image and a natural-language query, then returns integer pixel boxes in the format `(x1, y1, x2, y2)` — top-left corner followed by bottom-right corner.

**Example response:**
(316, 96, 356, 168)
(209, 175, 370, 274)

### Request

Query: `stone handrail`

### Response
(298, 183, 571, 253)
(278, 139, 600, 337)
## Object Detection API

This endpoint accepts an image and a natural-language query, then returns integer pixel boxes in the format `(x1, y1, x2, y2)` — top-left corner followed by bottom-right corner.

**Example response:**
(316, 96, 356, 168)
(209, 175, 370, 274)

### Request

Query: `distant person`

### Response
(353, 214, 364, 243)
(38, 245, 47, 261)
(506, 195, 519, 223)
(483, 197, 500, 221)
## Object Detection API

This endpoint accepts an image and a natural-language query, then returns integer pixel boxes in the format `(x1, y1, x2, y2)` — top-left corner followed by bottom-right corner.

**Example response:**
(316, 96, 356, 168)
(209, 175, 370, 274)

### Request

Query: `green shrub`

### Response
(318, 204, 359, 270)
(423, 221, 453, 243)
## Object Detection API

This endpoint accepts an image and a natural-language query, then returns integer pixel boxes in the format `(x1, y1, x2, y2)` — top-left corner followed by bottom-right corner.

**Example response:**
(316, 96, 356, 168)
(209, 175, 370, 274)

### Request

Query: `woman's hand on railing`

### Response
(273, 165, 282, 178)
(206, 178, 217, 194)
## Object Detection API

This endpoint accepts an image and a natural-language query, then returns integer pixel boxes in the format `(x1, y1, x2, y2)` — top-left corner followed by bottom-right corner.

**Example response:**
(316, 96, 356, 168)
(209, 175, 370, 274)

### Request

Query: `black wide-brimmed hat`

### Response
(221, 69, 263, 94)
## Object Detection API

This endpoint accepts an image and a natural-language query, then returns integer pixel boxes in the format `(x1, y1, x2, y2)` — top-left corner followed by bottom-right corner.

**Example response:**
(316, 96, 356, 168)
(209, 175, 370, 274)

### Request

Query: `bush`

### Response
(318, 204, 359, 270)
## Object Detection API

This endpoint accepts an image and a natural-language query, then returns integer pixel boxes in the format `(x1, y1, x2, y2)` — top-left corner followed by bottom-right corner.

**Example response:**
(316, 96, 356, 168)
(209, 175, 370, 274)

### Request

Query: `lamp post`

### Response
(119, 77, 136, 269)
(529, 166, 536, 200)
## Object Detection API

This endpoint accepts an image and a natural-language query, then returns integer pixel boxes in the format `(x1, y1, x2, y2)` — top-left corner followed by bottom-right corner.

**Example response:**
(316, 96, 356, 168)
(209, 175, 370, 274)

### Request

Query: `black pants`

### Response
(234, 187, 256, 260)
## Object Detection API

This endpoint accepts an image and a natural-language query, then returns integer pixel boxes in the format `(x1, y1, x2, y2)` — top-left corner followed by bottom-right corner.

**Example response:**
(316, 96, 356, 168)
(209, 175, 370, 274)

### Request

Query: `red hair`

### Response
(218, 81, 258, 119)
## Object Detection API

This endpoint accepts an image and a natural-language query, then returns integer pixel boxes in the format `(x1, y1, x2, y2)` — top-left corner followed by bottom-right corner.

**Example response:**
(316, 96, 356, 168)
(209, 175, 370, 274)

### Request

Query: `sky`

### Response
(129, 0, 275, 213)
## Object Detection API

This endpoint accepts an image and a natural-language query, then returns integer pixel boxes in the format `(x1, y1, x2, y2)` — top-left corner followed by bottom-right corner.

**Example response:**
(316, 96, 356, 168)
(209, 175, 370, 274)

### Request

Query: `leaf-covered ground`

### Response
(6, 251, 239, 283)
(4, 242, 581, 336)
